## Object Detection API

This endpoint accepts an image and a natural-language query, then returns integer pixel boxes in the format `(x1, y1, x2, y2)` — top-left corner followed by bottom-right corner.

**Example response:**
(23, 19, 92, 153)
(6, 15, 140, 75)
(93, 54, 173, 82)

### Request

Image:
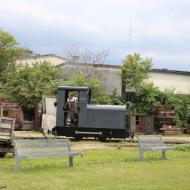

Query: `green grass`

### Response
(0, 147, 190, 190)
(175, 144, 190, 151)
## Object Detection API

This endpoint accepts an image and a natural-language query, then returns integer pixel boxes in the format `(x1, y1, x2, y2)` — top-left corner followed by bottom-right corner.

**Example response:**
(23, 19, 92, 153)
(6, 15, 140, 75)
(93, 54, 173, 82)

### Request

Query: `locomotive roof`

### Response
(87, 104, 126, 111)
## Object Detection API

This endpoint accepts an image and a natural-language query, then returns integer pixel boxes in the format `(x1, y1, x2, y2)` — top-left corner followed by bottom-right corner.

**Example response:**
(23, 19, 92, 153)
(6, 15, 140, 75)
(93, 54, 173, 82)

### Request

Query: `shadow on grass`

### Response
(19, 158, 72, 172)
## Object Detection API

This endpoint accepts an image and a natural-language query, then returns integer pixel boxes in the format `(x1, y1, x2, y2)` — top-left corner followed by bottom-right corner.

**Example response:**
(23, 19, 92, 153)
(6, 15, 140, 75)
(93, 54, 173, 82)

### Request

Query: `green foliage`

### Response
(174, 94, 190, 128)
(63, 72, 125, 105)
(62, 72, 113, 104)
(154, 91, 190, 128)
(110, 89, 124, 105)
(127, 83, 190, 127)
(0, 29, 32, 83)
(176, 144, 190, 151)
(157, 88, 177, 106)
(122, 53, 190, 127)
(122, 52, 152, 90)
(2, 62, 58, 111)
(95, 94, 112, 104)
(134, 82, 161, 113)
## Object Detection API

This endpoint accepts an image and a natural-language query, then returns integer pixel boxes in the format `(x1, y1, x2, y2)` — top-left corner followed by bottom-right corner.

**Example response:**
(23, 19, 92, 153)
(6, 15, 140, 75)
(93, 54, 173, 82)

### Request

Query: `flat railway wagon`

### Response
(52, 86, 132, 141)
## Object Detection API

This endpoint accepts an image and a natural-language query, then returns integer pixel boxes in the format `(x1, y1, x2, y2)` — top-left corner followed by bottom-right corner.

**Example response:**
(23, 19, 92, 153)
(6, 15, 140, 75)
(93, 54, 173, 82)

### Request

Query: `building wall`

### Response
(59, 63, 122, 95)
(148, 72, 190, 94)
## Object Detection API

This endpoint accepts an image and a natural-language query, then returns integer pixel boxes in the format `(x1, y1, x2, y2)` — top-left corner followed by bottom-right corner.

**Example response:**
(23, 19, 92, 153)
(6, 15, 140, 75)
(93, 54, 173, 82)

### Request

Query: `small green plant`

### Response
(175, 144, 190, 151)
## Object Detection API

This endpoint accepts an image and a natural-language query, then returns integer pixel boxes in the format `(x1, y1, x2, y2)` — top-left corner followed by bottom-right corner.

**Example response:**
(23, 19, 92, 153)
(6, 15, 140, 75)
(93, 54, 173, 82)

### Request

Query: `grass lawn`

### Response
(0, 145, 190, 190)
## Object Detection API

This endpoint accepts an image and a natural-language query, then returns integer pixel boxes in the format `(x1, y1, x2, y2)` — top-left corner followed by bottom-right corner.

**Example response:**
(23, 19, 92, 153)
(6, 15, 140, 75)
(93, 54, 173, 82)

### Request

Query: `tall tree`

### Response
(0, 29, 32, 83)
(122, 53, 152, 91)
(3, 62, 58, 111)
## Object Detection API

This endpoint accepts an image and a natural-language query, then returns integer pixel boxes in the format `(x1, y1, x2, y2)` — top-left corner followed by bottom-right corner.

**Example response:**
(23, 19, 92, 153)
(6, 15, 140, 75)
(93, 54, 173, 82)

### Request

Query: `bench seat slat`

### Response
(15, 143, 69, 149)
(19, 151, 82, 159)
(0, 125, 12, 129)
(142, 146, 175, 151)
(150, 146, 175, 151)
(0, 132, 11, 136)
(0, 135, 11, 140)
(17, 148, 70, 156)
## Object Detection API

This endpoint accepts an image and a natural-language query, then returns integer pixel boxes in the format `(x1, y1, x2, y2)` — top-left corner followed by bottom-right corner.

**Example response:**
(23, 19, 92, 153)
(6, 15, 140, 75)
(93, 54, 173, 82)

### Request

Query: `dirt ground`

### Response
(14, 131, 190, 150)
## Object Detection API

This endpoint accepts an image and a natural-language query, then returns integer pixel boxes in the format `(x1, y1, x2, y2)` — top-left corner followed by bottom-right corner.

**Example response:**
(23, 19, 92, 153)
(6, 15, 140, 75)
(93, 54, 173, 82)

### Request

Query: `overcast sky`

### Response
(1, 0, 190, 71)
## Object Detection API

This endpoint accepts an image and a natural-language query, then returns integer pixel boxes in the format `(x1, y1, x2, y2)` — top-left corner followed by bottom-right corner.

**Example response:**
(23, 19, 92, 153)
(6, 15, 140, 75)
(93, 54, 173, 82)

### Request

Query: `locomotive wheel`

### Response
(0, 152, 6, 158)
(74, 135, 82, 141)
(128, 133, 134, 140)
(99, 135, 106, 142)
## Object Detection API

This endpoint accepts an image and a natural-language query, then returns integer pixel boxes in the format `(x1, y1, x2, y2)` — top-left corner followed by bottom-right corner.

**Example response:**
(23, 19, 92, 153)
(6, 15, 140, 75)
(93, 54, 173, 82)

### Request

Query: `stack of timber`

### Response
(34, 103, 42, 131)
(160, 124, 181, 135)
(185, 125, 190, 134)
(149, 106, 181, 135)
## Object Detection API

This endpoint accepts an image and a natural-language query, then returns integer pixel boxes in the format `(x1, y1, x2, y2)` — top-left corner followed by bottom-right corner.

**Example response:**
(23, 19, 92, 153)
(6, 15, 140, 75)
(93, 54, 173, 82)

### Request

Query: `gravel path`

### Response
(13, 131, 190, 151)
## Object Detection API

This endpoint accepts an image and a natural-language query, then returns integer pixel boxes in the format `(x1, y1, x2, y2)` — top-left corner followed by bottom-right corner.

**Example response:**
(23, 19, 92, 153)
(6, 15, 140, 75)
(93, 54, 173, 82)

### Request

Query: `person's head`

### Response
(68, 91, 76, 98)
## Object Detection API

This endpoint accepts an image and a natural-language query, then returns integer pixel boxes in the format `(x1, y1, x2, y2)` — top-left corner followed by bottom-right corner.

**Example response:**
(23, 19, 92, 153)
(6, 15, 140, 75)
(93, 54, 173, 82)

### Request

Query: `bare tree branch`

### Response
(64, 47, 110, 79)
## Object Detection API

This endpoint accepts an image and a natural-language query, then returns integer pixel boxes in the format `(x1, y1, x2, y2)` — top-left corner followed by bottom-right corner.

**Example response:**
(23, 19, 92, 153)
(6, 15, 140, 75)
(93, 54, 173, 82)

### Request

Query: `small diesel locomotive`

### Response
(52, 86, 132, 140)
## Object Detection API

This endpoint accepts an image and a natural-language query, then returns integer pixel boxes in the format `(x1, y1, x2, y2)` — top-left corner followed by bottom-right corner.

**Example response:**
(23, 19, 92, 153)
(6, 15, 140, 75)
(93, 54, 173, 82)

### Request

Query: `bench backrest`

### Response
(0, 117, 15, 142)
(14, 139, 71, 158)
(138, 135, 164, 148)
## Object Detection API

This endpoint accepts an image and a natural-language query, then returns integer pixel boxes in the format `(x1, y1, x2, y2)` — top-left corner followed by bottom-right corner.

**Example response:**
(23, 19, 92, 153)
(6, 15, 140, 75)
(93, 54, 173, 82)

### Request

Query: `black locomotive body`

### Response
(52, 86, 131, 140)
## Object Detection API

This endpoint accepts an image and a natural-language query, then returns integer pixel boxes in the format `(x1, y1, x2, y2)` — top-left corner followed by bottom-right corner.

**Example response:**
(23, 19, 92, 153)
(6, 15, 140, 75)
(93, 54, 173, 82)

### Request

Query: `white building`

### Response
(149, 69, 190, 94)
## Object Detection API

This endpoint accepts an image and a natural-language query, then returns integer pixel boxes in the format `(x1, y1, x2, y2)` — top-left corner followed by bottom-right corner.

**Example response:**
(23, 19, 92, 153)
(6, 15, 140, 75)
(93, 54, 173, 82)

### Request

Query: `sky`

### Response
(0, 0, 190, 71)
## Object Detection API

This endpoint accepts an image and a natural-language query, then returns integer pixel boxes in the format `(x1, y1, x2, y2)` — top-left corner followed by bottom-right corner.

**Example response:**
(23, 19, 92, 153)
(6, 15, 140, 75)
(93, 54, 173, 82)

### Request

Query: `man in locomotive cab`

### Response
(64, 91, 78, 126)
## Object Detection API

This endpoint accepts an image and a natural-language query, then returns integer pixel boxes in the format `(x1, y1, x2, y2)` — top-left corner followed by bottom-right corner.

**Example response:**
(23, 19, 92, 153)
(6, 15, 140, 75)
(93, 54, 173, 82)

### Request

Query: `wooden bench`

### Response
(138, 135, 175, 161)
(13, 139, 82, 172)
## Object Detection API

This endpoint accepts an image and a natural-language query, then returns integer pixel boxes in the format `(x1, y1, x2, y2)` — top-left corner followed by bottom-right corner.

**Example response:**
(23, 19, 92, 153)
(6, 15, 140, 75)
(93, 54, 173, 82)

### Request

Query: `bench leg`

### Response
(68, 156, 73, 167)
(162, 151, 166, 160)
(139, 150, 144, 161)
(16, 157, 21, 172)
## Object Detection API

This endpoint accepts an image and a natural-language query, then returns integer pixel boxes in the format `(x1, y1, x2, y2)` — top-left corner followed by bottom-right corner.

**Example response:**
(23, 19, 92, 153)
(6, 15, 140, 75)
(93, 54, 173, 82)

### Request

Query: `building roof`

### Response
(58, 61, 121, 69)
(17, 53, 190, 75)
(152, 69, 190, 76)
(61, 61, 190, 75)
(16, 54, 69, 62)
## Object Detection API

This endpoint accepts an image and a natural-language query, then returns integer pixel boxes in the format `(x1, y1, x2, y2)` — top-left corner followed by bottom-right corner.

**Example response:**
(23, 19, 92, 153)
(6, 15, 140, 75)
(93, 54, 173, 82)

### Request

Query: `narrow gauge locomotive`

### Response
(52, 86, 132, 140)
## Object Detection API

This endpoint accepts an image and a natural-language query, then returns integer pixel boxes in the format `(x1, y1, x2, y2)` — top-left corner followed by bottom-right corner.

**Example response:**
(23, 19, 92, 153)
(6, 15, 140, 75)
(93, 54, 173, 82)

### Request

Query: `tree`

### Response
(2, 62, 59, 111)
(122, 53, 152, 91)
(126, 82, 161, 114)
(136, 82, 161, 113)
(65, 47, 109, 65)
(0, 29, 32, 83)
